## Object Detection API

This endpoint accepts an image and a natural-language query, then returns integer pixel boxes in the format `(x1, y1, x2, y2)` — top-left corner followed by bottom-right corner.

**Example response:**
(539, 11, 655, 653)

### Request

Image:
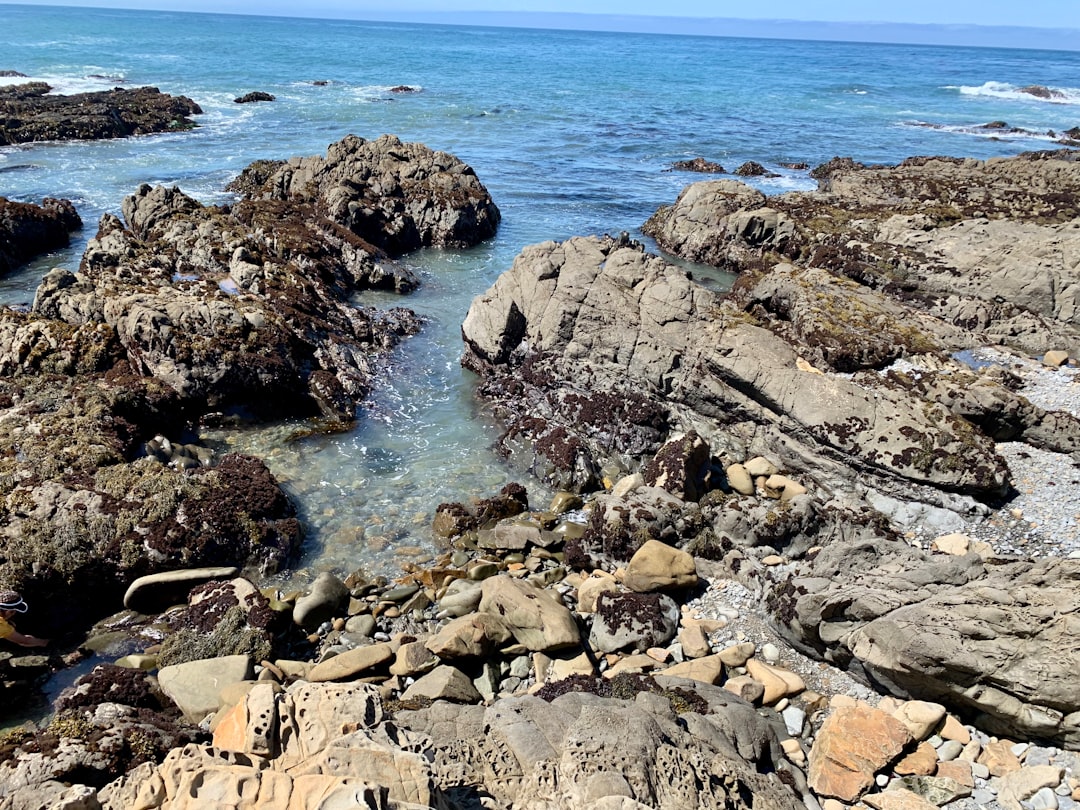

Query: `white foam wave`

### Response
(949, 81, 1080, 105)
(898, 119, 1064, 143)
(0, 72, 129, 95)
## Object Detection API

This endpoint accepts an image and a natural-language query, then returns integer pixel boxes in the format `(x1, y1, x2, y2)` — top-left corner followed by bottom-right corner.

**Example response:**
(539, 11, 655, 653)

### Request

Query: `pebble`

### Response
(761, 642, 780, 664)
(938, 740, 964, 761)
(1032, 786, 1060, 810)
(782, 706, 806, 737)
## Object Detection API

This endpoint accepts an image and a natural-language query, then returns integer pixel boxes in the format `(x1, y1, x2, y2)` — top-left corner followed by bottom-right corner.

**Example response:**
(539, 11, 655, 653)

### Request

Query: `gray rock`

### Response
(293, 572, 349, 632)
(588, 591, 679, 654)
(401, 665, 483, 704)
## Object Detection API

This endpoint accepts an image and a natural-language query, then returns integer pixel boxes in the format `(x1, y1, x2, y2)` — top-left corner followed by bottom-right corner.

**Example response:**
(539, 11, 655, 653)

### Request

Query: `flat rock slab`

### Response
(158, 654, 253, 723)
(807, 705, 913, 802)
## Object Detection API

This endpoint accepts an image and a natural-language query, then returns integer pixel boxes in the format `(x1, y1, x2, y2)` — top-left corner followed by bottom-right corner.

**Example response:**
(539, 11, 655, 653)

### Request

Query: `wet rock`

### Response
(233, 91, 275, 103)
(122, 566, 239, 614)
(670, 156, 725, 173)
(0, 195, 81, 275)
(0, 83, 202, 144)
(733, 160, 778, 177)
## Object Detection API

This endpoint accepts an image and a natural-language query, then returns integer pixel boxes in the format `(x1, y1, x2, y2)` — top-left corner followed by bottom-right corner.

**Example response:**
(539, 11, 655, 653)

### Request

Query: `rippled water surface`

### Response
(3, 5, 1079, 584)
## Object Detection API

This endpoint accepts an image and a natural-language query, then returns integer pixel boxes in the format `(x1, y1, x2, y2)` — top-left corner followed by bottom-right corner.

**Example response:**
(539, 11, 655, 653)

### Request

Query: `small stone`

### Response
(663, 653, 725, 685)
(307, 643, 394, 682)
(930, 533, 971, 556)
(744, 456, 779, 477)
(978, 739, 1023, 776)
(782, 737, 806, 767)
(577, 571, 620, 614)
(807, 705, 913, 802)
(400, 665, 482, 704)
(725, 463, 754, 495)
(677, 622, 711, 659)
(889, 775, 972, 805)
(611, 472, 644, 498)
(761, 643, 780, 663)
(723, 674, 765, 703)
(782, 705, 807, 737)
(937, 740, 963, 761)
(764, 474, 807, 501)
(970, 762, 990, 780)
(935, 759, 974, 789)
(623, 539, 698, 593)
(997, 766, 1065, 810)
(877, 774, 890, 788)
(894, 741, 938, 776)
(344, 614, 376, 637)
(1043, 350, 1070, 367)
(745, 658, 804, 704)
(864, 789, 938, 810)
(938, 714, 970, 744)
(761, 555, 784, 566)
(892, 700, 946, 741)
(718, 642, 756, 667)
(1030, 786, 1059, 810)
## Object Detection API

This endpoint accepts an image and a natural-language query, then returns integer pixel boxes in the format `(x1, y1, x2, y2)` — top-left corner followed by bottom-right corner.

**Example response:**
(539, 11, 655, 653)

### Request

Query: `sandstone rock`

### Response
(307, 643, 394, 682)
(437, 577, 484, 618)
(888, 775, 971, 805)
(939, 714, 970, 744)
(996, 765, 1065, 810)
(661, 653, 725, 685)
(718, 642, 757, 667)
(400, 665, 483, 704)
(677, 621, 712, 659)
(389, 641, 439, 677)
(724, 674, 766, 703)
(548, 651, 596, 681)
(589, 591, 679, 654)
(1043, 349, 1070, 367)
(863, 789, 939, 810)
(744, 456, 779, 477)
(930, 533, 971, 556)
(576, 571, 620, 614)
(744, 658, 804, 704)
(478, 575, 580, 652)
(807, 705, 914, 801)
(158, 654, 254, 723)
(892, 700, 947, 740)
(622, 539, 698, 593)
(726, 463, 755, 495)
(894, 741, 939, 776)
(763, 474, 807, 501)
(610, 472, 644, 498)
(424, 612, 513, 659)
(934, 759, 974, 788)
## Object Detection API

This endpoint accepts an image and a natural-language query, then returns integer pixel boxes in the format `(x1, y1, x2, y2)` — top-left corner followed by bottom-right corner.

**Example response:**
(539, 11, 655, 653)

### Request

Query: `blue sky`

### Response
(8, 0, 1080, 48)
(5, 0, 1078, 26)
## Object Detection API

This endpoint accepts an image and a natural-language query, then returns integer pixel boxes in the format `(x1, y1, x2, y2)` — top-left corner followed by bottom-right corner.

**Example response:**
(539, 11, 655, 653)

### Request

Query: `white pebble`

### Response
(783, 706, 807, 737)
(761, 642, 780, 663)
(876, 774, 890, 788)
(1012, 742, 1030, 758)
(1030, 786, 1059, 810)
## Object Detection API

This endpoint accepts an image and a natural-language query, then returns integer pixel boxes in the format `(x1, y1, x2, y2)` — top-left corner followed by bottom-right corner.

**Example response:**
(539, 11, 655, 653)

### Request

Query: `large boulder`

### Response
(235, 132, 501, 255)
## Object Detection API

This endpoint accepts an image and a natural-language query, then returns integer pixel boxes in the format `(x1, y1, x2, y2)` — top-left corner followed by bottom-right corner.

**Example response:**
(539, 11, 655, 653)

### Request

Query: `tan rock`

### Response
(935, 759, 974, 788)
(549, 651, 596, 681)
(977, 739, 1023, 776)
(400, 665, 482, 704)
(745, 658, 804, 704)
(821, 801, 846, 810)
(389, 640, 439, 677)
(781, 737, 806, 767)
(662, 653, 725, 685)
(891, 700, 946, 740)
(763, 474, 807, 501)
(158, 655, 254, 724)
(938, 714, 970, 744)
(717, 642, 756, 667)
(744, 456, 779, 477)
(930, 532, 971, 556)
(725, 462, 755, 495)
(796, 357, 824, 374)
(807, 705, 914, 802)
(425, 612, 513, 659)
(307, 643, 394, 682)
(723, 675, 765, 704)
(894, 741, 938, 776)
(479, 575, 580, 650)
(862, 788, 938, 810)
(761, 554, 785, 566)
(877, 696, 905, 714)
(622, 539, 698, 593)
(678, 622, 711, 659)
(1043, 349, 1070, 367)
(604, 654, 660, 677)
(645, 647, 670, 663)
(997, 765, 1065, 810)
(611, 472, 644, 498)
(212, 682, 279, 756)
(577, 571, 620, 614)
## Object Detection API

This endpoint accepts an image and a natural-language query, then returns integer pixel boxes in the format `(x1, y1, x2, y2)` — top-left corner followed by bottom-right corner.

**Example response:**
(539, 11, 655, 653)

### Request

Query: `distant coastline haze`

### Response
(3, 0, 1079, 50)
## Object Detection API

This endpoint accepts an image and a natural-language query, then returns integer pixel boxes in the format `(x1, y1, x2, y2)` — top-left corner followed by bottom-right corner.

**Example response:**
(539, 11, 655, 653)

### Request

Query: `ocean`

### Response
(3, 3, 1080, 587)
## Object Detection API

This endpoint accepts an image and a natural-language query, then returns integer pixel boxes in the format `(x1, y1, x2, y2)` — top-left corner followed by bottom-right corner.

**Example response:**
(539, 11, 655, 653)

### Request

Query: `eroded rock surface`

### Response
(0, 196, 81, 275)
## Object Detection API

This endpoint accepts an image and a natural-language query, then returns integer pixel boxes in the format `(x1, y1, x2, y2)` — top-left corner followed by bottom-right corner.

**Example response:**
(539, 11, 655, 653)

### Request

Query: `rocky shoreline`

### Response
(2, 141, 1080, 809)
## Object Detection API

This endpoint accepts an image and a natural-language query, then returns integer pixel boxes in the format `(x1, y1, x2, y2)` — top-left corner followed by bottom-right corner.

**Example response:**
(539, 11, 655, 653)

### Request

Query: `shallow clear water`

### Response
(2, 5, 1080, 585)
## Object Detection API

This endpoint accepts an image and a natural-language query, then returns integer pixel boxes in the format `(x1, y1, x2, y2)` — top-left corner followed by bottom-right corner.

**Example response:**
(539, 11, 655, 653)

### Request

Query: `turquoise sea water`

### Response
(2, 4, 1080, 585)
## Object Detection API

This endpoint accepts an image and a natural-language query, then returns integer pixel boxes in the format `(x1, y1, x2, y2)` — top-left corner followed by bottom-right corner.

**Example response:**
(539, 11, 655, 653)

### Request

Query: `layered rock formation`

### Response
(461, 150, 1080, 746)
(0, 83, 202, 144)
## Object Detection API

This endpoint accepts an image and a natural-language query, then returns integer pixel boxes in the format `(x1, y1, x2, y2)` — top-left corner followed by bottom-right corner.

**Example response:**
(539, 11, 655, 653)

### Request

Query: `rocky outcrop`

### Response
(462, 234, 1009, 504)
(645, 150, 1080, 357)
(0, 134, 499, 642)
(0, 196, 81, 275)
(772, 536, 1080, 747)
(0, 83, 202, 144)
(235, 133, 501, 255)
(233, 91, 275, 103)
